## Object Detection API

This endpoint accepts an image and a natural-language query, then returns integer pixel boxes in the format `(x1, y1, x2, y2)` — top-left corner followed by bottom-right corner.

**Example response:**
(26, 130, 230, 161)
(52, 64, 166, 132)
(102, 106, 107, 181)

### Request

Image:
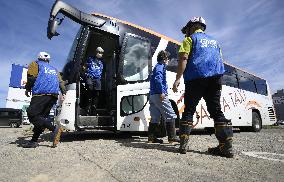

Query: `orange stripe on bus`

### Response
(246, 100, 262, 108)
(92, 13, 181, 45)
(92, 13, 264, 82)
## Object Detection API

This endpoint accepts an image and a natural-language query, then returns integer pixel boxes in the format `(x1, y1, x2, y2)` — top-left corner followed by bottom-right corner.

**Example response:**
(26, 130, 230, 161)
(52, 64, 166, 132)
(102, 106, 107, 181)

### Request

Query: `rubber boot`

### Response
(179, 121, 193, 154)
(92, 93, 99, 115)
(148, 122, 163, 144)
(208, 120, 234, 158)
(166, 121, 180, 144)
(86, 98, 92, 116)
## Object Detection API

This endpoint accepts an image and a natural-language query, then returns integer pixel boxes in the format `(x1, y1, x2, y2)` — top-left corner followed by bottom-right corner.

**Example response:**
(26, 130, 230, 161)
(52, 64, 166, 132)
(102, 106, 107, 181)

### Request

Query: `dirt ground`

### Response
(0, 125, 283, 182)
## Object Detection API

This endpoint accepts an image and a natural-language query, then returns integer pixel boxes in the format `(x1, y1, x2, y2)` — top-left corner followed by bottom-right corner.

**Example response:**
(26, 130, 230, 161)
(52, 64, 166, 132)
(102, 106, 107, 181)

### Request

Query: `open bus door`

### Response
(48, 0, 120, 131)
(77, 29, 119, 130)
(116, 33, 153, 132)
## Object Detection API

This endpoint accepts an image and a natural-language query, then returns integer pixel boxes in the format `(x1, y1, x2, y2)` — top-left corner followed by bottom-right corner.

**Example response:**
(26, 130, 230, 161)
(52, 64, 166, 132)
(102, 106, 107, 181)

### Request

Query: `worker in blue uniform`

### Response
(173, 17, 234, 157)
(85, 47, 104, 115)
(149, 50, 179, 144)
(23, 52, 66, 148)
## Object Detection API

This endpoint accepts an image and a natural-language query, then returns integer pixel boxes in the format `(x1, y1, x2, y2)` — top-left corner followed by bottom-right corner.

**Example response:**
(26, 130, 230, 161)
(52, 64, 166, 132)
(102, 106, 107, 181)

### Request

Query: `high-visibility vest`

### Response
(32, 61, 59, 95)
(183, 32, 225, 81)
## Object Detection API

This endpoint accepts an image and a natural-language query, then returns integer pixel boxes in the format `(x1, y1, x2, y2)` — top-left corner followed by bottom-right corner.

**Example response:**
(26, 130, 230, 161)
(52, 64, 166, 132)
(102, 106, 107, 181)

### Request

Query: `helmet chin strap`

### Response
(38, 58, 50, 63)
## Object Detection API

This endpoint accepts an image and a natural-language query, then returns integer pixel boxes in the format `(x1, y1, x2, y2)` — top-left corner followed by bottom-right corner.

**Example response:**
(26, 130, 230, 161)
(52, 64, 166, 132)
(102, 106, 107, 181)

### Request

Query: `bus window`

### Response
(166, 42, 179, 73)
(121, 33, 151, 82)
(166, 58, 178, 73)
(121, 94, 148, 116)
(238, 76, 257, 92)
(255, 80, 268, 95)
(9, 111, 21, 117)
(0, 111, 9, 117)
(222, 71, 239, 88)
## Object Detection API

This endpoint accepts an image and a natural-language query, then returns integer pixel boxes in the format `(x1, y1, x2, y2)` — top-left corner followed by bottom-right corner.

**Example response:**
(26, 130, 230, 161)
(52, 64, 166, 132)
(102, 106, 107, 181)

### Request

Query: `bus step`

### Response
(96, 109, 110, 115)
(78, 115, 114, 127)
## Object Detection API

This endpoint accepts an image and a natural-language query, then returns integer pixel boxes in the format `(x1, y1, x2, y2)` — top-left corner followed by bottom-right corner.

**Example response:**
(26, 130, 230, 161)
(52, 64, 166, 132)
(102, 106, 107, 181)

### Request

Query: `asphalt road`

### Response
(0, 125, 283, 182)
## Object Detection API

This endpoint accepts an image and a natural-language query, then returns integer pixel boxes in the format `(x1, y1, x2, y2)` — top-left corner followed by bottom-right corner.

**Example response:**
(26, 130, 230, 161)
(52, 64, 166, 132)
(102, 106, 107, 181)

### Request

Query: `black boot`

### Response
(86, 98, 92, 116)
(179, 121, 192, 154)
(91, 93, 99, 115)
(91, 104, 97, 116)
(166, 121, 180, 144)
(208, 121, 234, 158)
(148, 122, 163, 144)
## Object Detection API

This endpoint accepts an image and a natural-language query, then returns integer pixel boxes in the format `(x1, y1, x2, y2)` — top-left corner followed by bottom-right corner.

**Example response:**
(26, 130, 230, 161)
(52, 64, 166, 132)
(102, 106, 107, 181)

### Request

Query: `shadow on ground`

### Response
(10, 128, 238, 156)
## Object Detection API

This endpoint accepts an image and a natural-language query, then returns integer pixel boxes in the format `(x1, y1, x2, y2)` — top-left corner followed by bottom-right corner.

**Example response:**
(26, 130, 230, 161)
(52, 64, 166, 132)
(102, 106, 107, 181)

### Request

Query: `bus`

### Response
(47, 0, 276, 132)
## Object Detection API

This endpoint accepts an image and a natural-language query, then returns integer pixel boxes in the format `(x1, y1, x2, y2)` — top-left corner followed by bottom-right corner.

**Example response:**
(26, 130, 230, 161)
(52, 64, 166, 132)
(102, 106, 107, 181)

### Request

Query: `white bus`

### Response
(48, 1, 276, 132)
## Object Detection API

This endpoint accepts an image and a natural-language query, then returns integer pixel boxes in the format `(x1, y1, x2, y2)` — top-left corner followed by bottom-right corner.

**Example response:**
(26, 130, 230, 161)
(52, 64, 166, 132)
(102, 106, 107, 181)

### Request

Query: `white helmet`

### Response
(96, 47, 104, 53)
(38, 52, 51, 60)
(182, 16, 206, 34)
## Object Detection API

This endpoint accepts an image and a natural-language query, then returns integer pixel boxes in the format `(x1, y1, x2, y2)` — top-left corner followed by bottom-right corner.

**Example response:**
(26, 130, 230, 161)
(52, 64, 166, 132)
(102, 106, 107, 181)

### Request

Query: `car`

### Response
(0, 108, 22, 128)
(276, 120, 284, 125)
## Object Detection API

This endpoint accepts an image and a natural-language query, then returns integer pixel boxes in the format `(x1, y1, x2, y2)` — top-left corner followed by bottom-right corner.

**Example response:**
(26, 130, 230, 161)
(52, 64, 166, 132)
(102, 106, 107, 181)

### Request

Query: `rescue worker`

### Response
(173, 17, 234, 157)
(148, 50, 179, 144)
(23, 52, 66, 148)
(85, 47, 104, 115)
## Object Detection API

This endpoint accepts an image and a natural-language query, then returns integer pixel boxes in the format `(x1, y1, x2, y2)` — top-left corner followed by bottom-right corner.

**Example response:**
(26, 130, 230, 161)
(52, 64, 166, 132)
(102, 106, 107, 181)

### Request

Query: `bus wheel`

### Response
(251, 112, 262, 132)
(10, 122, 18, 128)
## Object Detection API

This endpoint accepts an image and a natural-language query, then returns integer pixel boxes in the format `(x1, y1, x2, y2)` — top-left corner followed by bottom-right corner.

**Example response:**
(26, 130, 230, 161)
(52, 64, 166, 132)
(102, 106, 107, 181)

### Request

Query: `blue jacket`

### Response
(183, 32, 225, 81)
(150, 63, 168, 95)
(32, 61, 60, 95)
(85, 57, 103, 79)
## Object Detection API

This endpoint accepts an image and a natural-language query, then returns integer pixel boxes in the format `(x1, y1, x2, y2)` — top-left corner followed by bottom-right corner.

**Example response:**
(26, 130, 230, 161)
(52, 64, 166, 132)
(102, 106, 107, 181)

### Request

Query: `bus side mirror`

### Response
(47, 18, 63, 39)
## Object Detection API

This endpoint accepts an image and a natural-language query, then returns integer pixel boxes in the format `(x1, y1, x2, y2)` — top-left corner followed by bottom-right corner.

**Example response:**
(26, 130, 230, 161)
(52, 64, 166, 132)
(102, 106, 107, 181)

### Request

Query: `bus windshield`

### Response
(121, 34, 151, 82)
(61, 27, 82, 81)
(66, 27, 82, 63)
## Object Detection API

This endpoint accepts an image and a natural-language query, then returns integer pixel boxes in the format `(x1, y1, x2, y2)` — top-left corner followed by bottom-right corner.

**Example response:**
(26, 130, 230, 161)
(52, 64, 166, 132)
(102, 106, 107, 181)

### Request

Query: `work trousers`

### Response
(149, 94, 177, 123)
(181, 75, 226, 123)
(86, 77, 101, 111)
(27, 95, 57, 142)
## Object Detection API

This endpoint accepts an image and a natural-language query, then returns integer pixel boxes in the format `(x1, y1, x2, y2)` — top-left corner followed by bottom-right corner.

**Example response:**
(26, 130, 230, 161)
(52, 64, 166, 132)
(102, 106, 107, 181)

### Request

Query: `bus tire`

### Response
(251, 112, 262, 132)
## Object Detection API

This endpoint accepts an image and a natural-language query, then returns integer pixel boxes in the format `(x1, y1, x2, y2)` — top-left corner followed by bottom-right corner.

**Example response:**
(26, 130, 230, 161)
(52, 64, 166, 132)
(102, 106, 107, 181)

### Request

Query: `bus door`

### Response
(117, 33, 152, 131)
(46, 0, 120, 131)
(78, 29, 119, 130)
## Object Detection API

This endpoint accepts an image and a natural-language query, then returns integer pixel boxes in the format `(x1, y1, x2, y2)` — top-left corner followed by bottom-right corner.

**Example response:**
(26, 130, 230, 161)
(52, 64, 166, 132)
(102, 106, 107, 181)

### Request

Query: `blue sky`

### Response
(0, 0, 284, 107)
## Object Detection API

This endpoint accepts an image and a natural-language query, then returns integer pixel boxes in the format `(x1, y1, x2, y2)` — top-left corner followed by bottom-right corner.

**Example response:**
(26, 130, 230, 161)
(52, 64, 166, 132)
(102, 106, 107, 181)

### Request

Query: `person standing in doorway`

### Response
(85, 47, 104, 115)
